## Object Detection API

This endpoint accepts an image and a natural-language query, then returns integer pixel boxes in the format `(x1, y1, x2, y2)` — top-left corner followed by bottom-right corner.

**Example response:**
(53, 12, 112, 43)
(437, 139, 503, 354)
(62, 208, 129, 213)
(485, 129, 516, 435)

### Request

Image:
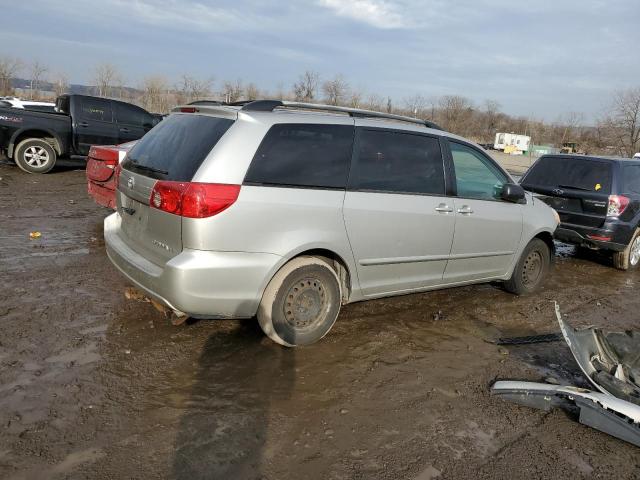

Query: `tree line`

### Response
(1, 56, 638, 157)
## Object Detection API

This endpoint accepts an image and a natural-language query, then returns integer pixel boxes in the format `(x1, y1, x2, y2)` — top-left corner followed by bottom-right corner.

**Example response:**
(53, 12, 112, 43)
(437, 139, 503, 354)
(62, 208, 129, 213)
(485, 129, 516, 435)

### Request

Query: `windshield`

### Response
(122, 114, 234, 181)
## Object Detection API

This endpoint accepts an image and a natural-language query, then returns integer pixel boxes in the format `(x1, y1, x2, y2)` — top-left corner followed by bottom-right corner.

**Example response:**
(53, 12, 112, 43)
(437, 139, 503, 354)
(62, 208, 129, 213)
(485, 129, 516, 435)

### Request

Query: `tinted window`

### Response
(521, 156, 612, 194)
(451, 142, 507, 200)
(79, 97, 112, 122)
(349, 129, 444, 195)
(244, 124, 353, 188)
(623, 165, 640, 194)
(0, 100, 11, 107)
(25, 104, 56, 112)
(115, 102, 151, 127)
(122, 114, 233, 181)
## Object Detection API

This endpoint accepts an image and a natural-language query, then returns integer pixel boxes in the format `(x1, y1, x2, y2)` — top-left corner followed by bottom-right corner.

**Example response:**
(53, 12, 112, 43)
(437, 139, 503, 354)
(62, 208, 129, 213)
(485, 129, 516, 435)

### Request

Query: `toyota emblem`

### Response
(127, 176, 135, 189)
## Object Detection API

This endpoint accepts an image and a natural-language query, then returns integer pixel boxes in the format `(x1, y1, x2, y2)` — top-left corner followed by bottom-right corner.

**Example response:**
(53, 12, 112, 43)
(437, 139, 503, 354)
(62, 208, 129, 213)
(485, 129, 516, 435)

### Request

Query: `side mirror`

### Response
(501, 183, 526, 203)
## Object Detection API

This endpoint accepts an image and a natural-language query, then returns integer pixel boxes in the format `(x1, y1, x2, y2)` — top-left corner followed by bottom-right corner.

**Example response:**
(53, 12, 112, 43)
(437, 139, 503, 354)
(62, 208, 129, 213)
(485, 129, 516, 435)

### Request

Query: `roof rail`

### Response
(240, 100, 443, 130)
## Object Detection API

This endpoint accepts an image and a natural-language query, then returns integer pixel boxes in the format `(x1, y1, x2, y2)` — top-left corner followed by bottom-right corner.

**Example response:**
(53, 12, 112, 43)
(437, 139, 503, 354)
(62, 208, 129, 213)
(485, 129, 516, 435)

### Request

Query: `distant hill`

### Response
(10, 77, 140, 97)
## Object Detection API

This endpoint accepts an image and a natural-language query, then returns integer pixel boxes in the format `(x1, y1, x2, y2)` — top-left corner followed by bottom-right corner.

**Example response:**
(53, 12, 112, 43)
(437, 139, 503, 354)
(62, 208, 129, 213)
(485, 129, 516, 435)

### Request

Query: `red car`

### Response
(86, 141, 136, 209)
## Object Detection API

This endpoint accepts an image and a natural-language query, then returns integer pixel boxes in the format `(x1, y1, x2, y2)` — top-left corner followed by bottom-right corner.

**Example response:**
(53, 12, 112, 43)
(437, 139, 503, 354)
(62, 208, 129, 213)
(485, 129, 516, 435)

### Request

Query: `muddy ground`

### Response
(1, 160, 639, 480)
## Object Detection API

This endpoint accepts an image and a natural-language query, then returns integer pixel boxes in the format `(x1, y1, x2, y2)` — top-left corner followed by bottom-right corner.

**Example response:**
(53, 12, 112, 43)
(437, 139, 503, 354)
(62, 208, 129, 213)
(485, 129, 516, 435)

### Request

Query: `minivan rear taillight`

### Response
(150, 181, 240, 218)
(607, 195, 629, 217)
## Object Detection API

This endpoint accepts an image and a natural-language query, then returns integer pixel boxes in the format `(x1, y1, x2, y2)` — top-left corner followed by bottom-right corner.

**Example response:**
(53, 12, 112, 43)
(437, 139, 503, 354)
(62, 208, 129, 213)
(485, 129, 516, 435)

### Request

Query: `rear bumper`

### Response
(104, 212, 281, 318)
(554, 222, 633, 252)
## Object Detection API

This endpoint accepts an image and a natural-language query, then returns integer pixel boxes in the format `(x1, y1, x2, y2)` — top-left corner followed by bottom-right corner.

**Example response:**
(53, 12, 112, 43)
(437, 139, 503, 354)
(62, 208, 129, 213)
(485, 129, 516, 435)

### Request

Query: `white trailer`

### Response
(494, 132, 531, 153)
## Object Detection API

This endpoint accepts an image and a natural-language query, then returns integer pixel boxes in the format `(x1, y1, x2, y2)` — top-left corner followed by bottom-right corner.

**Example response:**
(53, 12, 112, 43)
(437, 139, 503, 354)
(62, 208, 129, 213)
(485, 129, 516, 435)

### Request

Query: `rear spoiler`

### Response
(171, 104, 238, 120)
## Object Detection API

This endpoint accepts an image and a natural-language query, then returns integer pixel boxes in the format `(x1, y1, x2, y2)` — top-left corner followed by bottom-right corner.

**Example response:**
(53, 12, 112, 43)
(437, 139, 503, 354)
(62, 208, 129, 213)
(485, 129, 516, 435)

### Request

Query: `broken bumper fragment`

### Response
(491, 381, 640, 448)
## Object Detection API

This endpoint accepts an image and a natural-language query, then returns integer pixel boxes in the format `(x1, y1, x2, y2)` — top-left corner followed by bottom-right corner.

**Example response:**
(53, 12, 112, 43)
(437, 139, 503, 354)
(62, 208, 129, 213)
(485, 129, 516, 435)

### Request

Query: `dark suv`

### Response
(520, 154, 640, 270)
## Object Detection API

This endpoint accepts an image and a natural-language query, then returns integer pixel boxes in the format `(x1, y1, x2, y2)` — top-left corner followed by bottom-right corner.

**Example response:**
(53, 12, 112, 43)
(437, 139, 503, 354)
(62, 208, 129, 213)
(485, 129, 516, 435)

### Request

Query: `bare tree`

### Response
(483, 99, 502, 141)
(93, 63, 122, 97)
(322, 74, 349, 106)
(349, 89, 363, 108)
(403, 94, 427, 118)
(437, 95, 474, 135)
(600, 88, 640, 157)
(245, 82, 260, 101)
(293, 70, 319, 102)
(29, 61, 48, 99)
(365, 93, 384, 111)
(0, 56, 22, 96)
(175, 75, 213, 104)
(558, 111, 584, 144)
(222, 79, 243, 103)
(52, 72, 69, 97)
(141, 76, 170, 113)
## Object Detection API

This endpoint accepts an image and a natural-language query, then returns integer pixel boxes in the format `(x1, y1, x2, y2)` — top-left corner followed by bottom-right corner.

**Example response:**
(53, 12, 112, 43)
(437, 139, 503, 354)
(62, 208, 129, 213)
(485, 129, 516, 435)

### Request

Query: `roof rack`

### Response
(240, 100, 443, 130)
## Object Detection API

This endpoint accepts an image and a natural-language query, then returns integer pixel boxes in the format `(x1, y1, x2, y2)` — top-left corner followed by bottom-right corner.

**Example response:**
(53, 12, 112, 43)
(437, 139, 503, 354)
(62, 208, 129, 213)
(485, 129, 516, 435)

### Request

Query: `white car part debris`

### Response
(491, 381, 640, 448)
(554, 302, 640, 406)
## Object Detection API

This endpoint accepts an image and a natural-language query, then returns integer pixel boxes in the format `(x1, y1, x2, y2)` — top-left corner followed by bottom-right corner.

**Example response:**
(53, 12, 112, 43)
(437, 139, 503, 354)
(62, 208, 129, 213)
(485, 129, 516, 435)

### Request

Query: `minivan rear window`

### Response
(122, 114, 233, 181)
(521, 156, 612, 194)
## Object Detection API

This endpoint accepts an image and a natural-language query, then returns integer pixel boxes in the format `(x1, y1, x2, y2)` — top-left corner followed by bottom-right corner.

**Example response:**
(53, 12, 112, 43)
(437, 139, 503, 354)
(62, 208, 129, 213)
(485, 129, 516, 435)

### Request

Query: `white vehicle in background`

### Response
(0, 97, 56, 112)
(634, 153, 640, 159)
(494, 132, 531, 154)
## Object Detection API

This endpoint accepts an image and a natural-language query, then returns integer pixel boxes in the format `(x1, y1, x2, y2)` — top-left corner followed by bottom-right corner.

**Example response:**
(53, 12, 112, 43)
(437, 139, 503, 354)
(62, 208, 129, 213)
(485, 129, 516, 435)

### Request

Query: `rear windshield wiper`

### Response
(557, 184, 593, 192)
(129, 159, 168, 176)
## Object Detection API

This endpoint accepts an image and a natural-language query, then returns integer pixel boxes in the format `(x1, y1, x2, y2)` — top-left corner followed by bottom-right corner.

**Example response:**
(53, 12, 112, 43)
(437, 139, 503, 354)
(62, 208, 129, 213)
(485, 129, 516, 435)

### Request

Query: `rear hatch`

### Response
(520, 156, 612, 228)
(117, 113, 234, 265)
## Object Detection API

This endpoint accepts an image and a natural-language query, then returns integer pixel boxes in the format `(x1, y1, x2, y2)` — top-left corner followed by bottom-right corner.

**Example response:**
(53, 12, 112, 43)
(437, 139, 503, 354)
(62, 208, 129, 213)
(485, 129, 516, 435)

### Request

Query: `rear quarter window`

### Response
(244, 124, 354, 188)
(122, 114, 234, 181)
(522, 156, 612, 194)
(623, 165, 640, 194)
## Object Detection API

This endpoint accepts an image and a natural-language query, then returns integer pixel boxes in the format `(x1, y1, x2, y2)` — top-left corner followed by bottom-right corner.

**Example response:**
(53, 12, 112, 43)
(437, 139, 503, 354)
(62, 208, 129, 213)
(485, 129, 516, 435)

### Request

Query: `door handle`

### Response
(435, 203, 453, 213)
(457, 205, 474, 215)
(78, 121, 89, 127)
(119, 127, 130, 133)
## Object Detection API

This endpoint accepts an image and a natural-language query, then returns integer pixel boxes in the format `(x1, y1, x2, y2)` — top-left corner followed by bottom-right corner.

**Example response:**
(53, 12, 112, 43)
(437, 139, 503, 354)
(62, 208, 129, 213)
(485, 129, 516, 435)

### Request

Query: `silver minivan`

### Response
(105, 101, 559, 346)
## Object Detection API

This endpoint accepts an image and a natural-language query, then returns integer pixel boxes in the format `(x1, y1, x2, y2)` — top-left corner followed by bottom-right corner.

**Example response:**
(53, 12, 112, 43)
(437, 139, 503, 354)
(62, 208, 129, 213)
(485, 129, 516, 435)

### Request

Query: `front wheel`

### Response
(612, 228, 640, 271)
(504, 238, 551, 295)
(257, 256, 342, 347)
(14, 138, 57, 174)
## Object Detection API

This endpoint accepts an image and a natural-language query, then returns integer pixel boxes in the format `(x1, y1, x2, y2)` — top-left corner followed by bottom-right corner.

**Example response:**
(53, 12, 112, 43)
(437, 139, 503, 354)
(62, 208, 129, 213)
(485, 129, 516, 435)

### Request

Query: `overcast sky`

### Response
(4, 0, 639, 121)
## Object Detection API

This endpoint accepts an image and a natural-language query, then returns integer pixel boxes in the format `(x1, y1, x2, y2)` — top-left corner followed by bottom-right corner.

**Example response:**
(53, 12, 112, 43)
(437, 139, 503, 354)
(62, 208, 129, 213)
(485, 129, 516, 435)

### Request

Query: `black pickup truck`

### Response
(0, 94, 161, 173)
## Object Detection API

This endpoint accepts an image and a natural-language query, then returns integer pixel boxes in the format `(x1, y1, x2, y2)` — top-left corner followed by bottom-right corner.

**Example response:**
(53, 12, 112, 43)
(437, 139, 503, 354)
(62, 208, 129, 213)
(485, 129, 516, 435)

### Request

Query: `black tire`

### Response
(504, 238, 551, 295)
(14, 138, 57, 174)
(612, 228, 640, 271)
(257, 256, 342, 347)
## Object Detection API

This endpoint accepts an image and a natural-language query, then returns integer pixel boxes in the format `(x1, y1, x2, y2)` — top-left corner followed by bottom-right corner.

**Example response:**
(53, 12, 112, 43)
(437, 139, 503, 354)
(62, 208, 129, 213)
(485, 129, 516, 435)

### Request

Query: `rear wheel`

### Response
(504, 238, 551, 295)
(613, 228, 640, 271)
(14, 138, 57, 174)
(257, 256, 342, 347)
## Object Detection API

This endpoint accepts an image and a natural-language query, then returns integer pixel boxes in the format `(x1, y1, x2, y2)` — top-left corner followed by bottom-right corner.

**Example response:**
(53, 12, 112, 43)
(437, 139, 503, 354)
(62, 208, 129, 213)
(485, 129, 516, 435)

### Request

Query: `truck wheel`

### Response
(613, 228, 640, 271)
(257, 256, 342, 347)
(14, 138, 57, 174)
(504, 238, 551, 295)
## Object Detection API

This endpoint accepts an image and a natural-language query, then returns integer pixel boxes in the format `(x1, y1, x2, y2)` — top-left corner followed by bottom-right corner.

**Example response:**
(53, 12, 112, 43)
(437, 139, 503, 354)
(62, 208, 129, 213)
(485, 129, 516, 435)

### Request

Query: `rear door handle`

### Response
(435, 203, 453, 213)
(457, 205, 474, 215)
(119, 127, 130, 133)
(78, 121, 89, 127)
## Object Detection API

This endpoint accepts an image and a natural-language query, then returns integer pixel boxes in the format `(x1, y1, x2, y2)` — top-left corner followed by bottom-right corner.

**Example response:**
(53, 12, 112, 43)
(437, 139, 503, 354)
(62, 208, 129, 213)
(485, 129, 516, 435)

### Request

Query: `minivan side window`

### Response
(115, 102, 152, 127)
(349, 129, 445, 195)
(244, 124, 353, 189)
(79, 97, 112, 122)
(450, 141, 507, 200)
(623, 165, 640, 194)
